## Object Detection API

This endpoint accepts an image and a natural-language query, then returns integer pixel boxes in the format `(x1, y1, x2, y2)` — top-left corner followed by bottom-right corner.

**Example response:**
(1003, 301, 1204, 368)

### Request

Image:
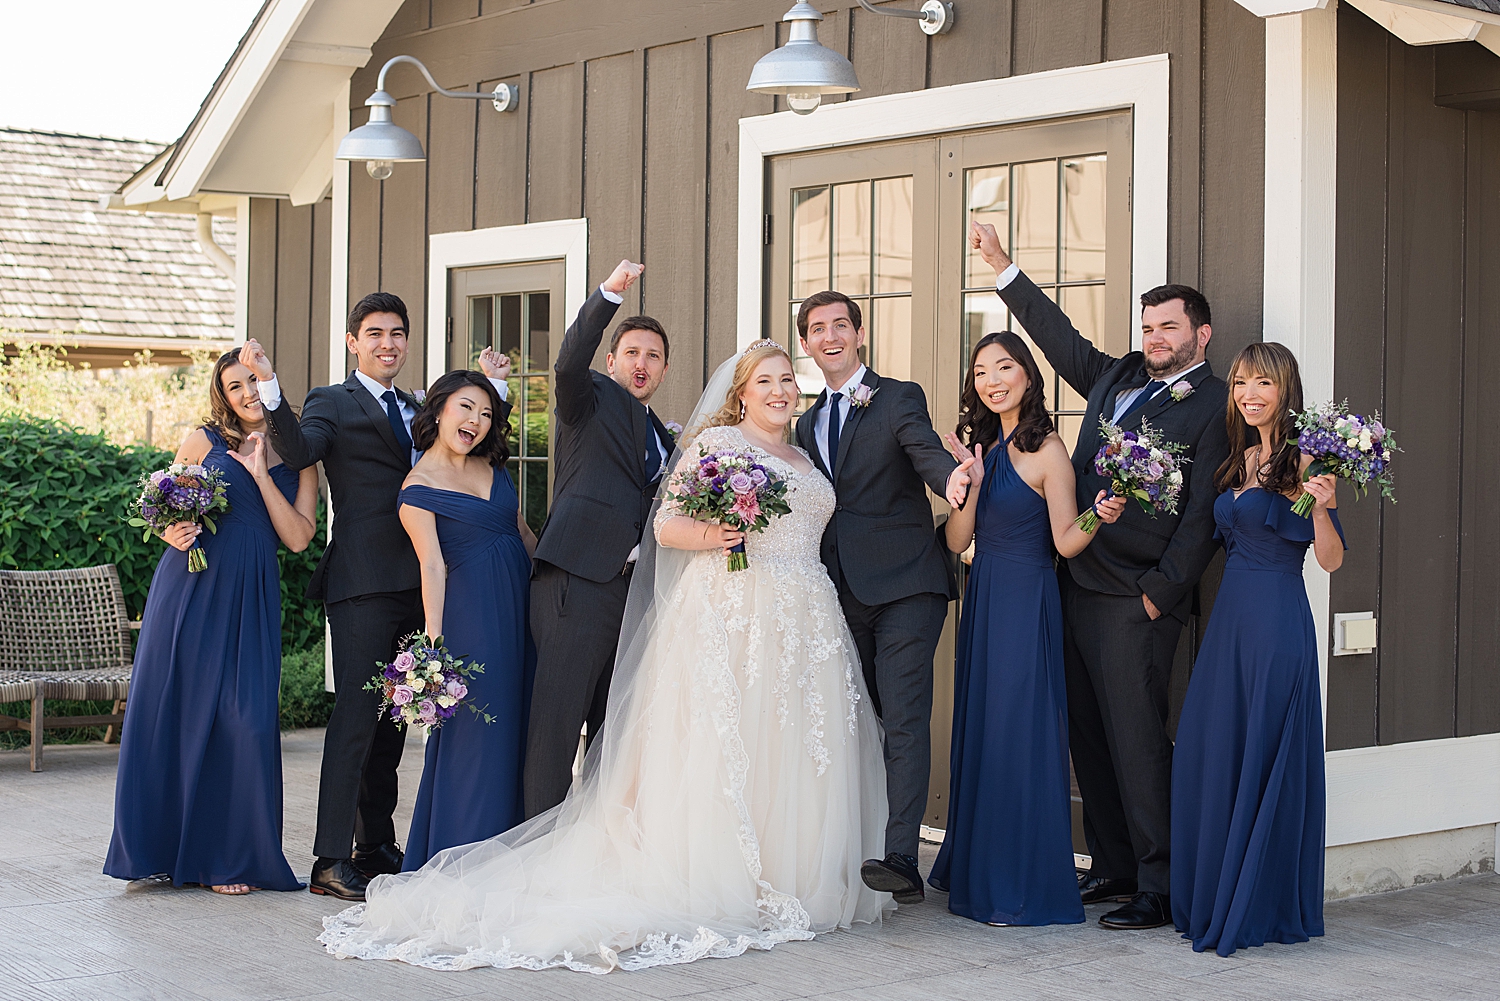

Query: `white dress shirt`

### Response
(596, 284, 672, 483)
(257, 367, 509, 467)
(811, 363, 868, 472)
(994, 266, 1204, 421)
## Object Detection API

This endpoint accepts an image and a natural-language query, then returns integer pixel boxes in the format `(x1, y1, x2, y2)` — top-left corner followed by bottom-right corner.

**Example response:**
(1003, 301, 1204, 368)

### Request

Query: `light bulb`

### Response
(366, 160, 394, 181)
(786, 92, 821, 116)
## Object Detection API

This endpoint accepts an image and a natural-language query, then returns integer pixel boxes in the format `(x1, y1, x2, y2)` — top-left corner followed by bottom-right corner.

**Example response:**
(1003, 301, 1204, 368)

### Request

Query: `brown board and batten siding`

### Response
(339, 0, 1267, 423)
(245, 197, 333, 405)
(1331, 5, 1500, 750)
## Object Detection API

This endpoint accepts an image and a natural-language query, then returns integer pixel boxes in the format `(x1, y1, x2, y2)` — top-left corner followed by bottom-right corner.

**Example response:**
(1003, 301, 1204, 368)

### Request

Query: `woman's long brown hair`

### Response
(1215, 341, 1304, 496)
(956, 331, 1054, 454)
(205, 349, 251, 451)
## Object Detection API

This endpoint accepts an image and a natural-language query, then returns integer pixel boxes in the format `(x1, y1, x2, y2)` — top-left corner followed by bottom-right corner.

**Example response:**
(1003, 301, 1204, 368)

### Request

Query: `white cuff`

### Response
(995, 263, 1020, 292)
(488, 377, 510, 402)
(257, 374, 283, 411)
(599, 285, 623, 305)
(625, 544, 640, 570)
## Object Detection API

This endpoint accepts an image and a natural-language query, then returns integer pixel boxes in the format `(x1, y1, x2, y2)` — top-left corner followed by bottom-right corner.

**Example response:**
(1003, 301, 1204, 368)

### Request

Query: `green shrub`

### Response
(279, 639, 335, 731)
(0, 414, 325, 652)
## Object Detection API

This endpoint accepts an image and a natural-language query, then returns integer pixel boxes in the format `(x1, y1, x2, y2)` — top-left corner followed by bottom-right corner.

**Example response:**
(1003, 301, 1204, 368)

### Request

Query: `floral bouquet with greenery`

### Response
(1290, 401, 1398, 517)
(671, 445, 792, 571)
(1075, 417, 1189, 533)
(367, 632, 492, 733)
(128, 463, 230, 572)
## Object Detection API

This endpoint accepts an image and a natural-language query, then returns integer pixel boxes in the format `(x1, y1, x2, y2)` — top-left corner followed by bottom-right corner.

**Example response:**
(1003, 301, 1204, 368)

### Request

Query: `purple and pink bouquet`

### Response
(670, 445, 792, 571)
(128, 463, 230, 572)
(1074, 417, 1189, 533)
(366, 633, 493, 733)
(1290, 401, 1398, 517)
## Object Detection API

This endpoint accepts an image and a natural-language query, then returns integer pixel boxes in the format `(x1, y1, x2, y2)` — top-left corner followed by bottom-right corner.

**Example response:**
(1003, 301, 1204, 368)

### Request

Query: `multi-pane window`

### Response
(465, 290, 551, 533)
(788, 176, 914, 406)
(961, 154, 1107, 449)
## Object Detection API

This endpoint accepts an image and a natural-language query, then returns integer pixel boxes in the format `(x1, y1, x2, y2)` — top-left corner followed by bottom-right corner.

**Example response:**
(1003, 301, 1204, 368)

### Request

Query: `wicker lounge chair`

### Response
(0, 565, 135, 771)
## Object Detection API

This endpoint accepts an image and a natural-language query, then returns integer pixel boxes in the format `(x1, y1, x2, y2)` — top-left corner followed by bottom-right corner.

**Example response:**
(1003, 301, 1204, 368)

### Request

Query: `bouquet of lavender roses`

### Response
(128, 463, 230, 572)
(366, 633, 492, 733)
(1074, 417, 1189, 533)
(670, 444, 792, 571)
(1289, 401, 1398, 517)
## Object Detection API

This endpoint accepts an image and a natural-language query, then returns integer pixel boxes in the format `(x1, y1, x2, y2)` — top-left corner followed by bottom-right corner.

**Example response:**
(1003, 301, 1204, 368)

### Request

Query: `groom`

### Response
(525, 259, 678, 818)
(246, 292, 511, 900)
(973, 221, 1229, 929)
(794, 291, 972, 904)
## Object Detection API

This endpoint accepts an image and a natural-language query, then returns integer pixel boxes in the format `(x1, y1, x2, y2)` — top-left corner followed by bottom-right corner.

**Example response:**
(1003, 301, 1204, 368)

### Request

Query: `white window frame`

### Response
(425, 218, 590, 383)
(736, 53, 1171, 352)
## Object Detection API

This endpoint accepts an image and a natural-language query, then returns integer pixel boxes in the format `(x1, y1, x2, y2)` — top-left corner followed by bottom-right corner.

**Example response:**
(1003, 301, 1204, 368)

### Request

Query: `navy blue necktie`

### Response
(381, 389, 413, 461)
(644, 423, 663, 484)
(826, 391, 843, 472)
(1116, 379, 1166, 423)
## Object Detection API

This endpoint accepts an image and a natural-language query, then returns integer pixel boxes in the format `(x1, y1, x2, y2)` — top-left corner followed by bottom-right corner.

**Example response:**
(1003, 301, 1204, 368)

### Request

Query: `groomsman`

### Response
(972, 221, 1229, 929)
(524, 260, 678, 818)
(793, 290, 972, 904)
(243, 294, 511, 900)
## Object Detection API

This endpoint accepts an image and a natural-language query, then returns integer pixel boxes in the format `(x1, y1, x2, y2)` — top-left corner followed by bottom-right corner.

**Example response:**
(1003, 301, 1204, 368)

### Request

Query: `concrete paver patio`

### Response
(3, 729, 1497, 1000)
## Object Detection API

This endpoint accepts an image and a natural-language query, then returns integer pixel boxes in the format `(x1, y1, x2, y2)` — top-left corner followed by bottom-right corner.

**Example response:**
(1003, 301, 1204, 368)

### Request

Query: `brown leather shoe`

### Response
(308, 858, 370, 901)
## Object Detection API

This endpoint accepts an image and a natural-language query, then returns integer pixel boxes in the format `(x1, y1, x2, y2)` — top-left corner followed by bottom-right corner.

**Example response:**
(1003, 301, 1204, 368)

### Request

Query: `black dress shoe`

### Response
(352, 841, 404, 877)
(1099, 891, 1171, 929)
(308, 858, 370, 901)
(861, 853, 925, 904)
(1078, 872, 1138, 905)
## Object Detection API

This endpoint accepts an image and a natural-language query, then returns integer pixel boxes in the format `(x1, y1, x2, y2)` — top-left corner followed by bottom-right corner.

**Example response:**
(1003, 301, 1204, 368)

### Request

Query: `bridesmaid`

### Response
(930, 331, 1123, 925)
(1171, 341, 1344, 956)
(106, 350, 318, 894)
(398, 370, 536, 870)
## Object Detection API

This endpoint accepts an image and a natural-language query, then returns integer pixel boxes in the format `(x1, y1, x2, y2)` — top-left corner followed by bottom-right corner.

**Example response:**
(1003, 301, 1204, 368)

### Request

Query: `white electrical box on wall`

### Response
(1333, 612, 1377, 656)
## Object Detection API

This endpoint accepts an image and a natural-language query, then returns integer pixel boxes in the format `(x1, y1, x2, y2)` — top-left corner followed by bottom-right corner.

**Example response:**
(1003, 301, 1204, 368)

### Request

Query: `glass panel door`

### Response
(448, 260, 565, 535)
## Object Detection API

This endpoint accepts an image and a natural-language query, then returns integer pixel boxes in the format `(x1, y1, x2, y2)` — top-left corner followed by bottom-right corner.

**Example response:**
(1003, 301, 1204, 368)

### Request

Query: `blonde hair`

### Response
(700, 342, 793, 432)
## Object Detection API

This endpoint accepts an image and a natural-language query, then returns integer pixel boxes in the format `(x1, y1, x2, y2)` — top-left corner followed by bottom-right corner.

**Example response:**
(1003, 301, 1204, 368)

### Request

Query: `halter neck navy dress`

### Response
(928, 432, 1084, 925)
(398, 466, 533, 870)
(105, 425, 301, 891)
(1171, 487, 1344, 956)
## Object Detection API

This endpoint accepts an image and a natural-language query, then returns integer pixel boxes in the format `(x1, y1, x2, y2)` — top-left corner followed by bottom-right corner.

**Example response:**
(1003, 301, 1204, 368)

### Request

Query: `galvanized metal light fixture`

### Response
(336, 55, 518, 179)
(746, 2, 860, 116)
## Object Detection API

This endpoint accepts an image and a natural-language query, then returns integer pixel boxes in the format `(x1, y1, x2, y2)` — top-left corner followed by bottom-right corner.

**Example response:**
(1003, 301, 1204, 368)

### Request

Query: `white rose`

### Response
(1359, 430, 1373, 452)
(1150, 449, 1163, 461)
(437, 695, 457, 708)
(1169, 470, 1183, 485)
(410, 677, 425, 692)
(427, 660, 442, 671)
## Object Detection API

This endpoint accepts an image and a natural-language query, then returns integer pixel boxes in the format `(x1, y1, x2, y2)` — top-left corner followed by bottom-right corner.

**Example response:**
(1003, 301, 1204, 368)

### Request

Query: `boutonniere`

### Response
(849, 384, 878, 410)
(411, 388, 427, 406)
(1168, 380, 1194, 402)
(664, 420, 683, 437)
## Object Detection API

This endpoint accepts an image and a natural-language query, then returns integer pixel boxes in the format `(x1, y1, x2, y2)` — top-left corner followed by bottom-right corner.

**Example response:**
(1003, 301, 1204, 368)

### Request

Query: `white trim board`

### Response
(1327, 733, 1500, 846)
(425, 219, 589, 385)
(736, 54, 1170, 351)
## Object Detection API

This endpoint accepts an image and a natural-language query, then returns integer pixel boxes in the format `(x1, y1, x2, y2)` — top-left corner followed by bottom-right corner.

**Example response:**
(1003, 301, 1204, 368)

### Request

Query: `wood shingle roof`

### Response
(0, 129, 234, 349)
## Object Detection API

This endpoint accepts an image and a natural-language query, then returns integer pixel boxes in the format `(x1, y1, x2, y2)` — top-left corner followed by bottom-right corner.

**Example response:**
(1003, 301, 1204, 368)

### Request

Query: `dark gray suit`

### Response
(795, 368, 958, 859)
(999, 270, 1229, 894)
(267, 373, 510, 859)
(525, 288, 675, 817)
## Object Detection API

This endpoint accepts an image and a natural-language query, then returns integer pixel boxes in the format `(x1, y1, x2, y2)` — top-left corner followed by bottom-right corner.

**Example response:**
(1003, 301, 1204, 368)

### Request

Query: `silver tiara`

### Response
(743, 338, 788, 356)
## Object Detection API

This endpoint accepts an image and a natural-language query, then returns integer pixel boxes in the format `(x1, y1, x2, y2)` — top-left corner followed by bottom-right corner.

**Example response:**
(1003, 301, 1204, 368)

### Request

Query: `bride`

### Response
(319, 339, 893, 973)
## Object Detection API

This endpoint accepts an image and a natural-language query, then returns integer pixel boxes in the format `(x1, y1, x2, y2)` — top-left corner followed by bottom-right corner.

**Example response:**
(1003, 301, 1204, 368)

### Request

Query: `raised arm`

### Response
(1137, 406, 1230, 615)
(228, 432, 319, 551)
(971, 221, 1118, 399)
(240, 339, 336, 471)
(554, 260, 641, 427)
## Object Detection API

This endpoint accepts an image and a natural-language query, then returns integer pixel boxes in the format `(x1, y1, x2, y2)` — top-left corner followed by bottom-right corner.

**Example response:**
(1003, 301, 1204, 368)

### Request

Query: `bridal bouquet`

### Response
(1290, 401, 1398, 517)
(367, 633, 493, 733)
(128, 463, 230, 572)
(1074, 417, 1189, 533)
(671, 445, 792, 571)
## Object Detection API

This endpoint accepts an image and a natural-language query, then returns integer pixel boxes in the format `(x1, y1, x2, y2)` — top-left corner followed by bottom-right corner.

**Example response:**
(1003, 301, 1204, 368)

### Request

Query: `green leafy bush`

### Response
(279, 640, 335, 731)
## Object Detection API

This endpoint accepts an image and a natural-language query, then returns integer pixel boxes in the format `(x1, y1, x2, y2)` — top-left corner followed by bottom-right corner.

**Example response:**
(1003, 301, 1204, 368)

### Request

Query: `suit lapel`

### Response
(1116, 361, 1215, 433)
(630, 400, 650, 486)
(831, 368, 879, 484)
(800, 391, 832, 479)
(348, 374, 409, 464)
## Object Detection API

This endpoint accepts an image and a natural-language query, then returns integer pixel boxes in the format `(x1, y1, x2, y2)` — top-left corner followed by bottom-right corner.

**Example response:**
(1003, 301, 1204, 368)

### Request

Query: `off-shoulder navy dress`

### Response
(1171, 487, 1344, 956)
(399, 467, 533, 870)
(105, 426, 301, 890)
(928, 433, 1084, 925)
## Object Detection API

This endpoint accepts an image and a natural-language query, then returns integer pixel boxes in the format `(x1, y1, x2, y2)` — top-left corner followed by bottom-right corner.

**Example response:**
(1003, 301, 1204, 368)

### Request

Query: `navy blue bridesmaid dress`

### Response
(928, 431, 1084, 925)
(105, 426, 301, 890)
(1171, 487, 1344, 956)
(399, 466, 532, 870)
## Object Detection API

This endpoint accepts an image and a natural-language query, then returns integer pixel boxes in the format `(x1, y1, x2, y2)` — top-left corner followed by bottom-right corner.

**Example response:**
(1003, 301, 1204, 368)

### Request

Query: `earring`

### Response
(739, 402, 746, 418)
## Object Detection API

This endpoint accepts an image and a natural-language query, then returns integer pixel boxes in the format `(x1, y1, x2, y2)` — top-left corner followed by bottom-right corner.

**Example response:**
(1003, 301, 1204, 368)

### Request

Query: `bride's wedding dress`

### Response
(319, 421, 892, 973)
